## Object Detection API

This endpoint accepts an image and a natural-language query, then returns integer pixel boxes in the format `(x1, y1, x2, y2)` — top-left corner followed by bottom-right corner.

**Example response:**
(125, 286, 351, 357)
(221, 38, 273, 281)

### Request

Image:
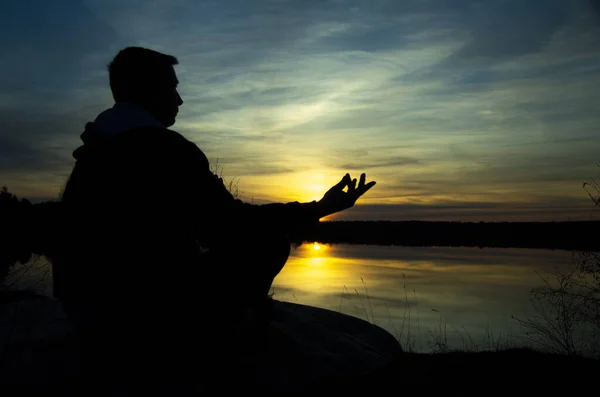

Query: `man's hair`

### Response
(108, 47, 179, 102)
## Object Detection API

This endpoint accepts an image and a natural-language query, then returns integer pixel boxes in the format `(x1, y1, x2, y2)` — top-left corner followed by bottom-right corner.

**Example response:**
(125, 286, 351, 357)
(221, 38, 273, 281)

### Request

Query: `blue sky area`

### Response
(1, 0, 600, 221)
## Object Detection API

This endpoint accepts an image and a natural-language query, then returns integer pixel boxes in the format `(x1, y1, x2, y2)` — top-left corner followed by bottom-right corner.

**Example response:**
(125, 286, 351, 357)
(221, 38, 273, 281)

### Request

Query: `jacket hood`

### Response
(73, 103, 164, 161)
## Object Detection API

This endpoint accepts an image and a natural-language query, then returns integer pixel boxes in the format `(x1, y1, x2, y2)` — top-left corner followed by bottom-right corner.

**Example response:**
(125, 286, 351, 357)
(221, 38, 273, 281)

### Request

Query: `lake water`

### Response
(4, 244, 577, 353)
(273, 243, 576, 353)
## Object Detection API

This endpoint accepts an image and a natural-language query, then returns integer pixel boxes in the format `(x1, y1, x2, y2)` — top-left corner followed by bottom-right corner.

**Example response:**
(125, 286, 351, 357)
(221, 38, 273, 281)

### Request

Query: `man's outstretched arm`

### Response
(214, 172, 376, 231)
(211, 172, 323, 231)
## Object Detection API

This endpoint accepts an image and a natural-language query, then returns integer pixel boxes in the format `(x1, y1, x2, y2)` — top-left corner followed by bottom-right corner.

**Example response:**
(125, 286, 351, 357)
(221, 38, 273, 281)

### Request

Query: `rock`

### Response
(0, 294, 402, 393)
(0, 293, 80, 392)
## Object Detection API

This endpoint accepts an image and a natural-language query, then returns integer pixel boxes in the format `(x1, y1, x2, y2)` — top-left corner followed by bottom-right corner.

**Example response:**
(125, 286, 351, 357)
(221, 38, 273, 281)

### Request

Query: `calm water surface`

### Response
(273, 244, 574, 352)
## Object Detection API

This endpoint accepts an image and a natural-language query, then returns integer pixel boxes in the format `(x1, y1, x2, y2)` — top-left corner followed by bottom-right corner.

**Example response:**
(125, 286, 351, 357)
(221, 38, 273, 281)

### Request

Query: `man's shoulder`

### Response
(116, 125, 190, 146)
(116, 126, 209, 168)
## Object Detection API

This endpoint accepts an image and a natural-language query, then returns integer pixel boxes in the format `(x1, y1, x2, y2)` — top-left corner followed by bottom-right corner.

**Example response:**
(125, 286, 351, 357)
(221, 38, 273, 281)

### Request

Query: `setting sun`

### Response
(308, 242, 328, 256)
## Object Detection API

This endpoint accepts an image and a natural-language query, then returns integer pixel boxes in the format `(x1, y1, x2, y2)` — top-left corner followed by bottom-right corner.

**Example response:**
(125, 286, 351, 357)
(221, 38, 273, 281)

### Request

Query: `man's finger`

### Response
(335, 173, 351, 190)
(359, 173, 366, 188)
(348, 178, 357, 193)
(356, 181, 376, 196)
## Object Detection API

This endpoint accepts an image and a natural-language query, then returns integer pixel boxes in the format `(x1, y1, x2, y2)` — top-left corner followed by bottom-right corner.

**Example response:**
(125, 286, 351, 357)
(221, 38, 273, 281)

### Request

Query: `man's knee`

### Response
(262, 233, 290, 268)
(209, 231, 290, 277)
(240, 232, 290, 278)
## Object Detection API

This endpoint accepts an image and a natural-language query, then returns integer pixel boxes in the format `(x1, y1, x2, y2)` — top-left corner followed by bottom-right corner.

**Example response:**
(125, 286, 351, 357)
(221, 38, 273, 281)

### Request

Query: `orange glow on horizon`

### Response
(240, 170, 332, 203)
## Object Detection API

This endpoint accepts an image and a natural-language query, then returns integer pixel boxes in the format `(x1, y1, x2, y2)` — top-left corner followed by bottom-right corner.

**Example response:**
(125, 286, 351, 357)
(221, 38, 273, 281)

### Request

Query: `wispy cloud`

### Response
(1, 0, 599, 220)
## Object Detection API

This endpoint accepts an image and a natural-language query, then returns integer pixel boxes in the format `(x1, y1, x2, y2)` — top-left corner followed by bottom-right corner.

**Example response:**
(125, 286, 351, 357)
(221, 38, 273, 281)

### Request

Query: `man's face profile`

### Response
(146, 65, 183, 128)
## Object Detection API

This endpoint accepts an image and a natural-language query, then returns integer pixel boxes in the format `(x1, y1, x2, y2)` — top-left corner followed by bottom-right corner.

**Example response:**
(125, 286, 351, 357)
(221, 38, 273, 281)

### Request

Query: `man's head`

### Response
(108, 47, 183, 127)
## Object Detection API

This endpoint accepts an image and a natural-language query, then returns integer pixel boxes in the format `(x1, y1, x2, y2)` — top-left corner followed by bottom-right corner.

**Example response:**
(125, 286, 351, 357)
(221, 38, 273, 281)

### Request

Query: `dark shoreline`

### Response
(289, 220, 600, 251)
(2, 218, 599, 272)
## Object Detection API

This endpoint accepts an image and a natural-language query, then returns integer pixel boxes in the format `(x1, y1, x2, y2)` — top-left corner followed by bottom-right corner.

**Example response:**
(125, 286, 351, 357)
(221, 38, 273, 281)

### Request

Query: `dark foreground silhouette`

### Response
(1, 292, 599, 395)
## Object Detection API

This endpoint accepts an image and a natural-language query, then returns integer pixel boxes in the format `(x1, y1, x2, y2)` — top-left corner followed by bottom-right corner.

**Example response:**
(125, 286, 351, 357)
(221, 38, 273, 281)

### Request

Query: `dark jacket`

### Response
(52, 121, 321, 343)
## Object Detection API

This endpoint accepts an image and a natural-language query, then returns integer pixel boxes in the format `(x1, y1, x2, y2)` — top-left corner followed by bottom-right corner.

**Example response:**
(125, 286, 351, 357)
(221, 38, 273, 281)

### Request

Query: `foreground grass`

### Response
(289, 277, 524, 355)
(319, 348, 600, 395)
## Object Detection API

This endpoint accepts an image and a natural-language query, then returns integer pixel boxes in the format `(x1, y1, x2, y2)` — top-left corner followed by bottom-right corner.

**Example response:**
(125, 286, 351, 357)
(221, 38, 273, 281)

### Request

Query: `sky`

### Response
(1, 0, 600, 222)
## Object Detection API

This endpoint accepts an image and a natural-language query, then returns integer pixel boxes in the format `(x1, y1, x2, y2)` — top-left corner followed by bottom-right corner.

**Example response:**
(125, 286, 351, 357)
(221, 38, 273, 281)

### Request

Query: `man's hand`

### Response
(317, 173, 376, 218)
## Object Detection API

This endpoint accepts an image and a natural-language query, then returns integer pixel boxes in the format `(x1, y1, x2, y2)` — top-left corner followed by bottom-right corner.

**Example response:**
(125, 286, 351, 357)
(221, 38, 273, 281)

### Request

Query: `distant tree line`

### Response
(2, 184, 600, 285)
(287, 220, 600, 251)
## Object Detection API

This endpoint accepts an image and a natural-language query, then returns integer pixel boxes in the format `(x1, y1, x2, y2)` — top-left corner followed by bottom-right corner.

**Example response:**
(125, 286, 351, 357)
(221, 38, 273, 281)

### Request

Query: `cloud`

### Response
(450, 0, 571, 61)
(0, 0, 121, 93)
(1, 0, 600, 221)
(329, 199, 599, 222)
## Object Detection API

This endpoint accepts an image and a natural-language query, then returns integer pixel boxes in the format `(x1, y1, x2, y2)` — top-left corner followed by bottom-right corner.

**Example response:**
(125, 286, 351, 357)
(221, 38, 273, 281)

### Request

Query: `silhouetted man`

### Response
(53, 47, 375, 391)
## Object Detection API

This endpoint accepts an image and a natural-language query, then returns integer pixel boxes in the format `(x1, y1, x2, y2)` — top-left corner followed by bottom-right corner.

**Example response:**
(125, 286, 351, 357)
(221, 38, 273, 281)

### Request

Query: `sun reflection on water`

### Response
(274, 243, 354, 297)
